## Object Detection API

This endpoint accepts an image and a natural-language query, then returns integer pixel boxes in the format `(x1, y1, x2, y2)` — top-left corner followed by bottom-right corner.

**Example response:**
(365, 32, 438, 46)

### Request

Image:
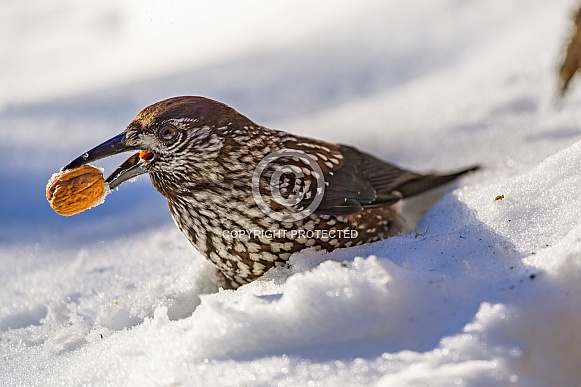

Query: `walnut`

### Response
(46, 165, 109, 216)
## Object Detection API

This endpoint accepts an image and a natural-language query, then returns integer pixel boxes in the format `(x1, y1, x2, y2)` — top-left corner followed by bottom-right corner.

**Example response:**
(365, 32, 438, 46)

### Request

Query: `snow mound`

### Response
(3, 141, 581, 385)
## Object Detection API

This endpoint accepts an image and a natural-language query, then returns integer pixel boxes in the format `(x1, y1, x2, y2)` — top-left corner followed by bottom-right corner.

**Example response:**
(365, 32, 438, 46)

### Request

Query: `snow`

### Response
(2, 0, 581, 385)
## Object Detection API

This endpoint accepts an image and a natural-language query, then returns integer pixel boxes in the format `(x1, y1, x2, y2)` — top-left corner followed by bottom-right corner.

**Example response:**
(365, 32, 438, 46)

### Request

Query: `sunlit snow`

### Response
(2, 0, 581, 385)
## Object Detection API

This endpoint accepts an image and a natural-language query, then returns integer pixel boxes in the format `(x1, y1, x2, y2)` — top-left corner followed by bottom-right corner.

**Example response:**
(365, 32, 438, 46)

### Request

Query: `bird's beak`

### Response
(62, 132, 150, 190)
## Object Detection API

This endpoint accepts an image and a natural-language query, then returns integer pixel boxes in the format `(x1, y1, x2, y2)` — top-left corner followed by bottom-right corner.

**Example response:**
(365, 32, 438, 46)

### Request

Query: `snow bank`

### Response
(3, 142, 581, 385)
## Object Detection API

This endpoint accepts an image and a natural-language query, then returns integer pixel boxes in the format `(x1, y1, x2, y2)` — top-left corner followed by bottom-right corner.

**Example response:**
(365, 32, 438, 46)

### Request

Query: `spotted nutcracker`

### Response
(63, 96, 477, 289)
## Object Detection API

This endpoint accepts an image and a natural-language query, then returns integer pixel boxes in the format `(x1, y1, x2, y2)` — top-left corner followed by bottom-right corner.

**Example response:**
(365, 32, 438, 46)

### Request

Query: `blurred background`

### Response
(2, 0, 380, 246)
(1, 0, 579, 249)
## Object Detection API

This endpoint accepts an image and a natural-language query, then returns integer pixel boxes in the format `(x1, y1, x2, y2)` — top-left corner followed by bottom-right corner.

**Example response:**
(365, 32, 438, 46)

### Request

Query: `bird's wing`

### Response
(279, 141, 477, 216)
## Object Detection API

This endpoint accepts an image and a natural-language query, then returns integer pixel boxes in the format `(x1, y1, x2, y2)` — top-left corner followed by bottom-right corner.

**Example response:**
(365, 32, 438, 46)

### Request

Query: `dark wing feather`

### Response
(281, 139, 477, 216)
(290, 143, 476, 216)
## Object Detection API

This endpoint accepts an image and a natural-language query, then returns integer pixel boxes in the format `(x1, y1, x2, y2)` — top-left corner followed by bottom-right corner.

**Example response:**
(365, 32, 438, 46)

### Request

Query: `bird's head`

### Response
(63, 96, 256, 195)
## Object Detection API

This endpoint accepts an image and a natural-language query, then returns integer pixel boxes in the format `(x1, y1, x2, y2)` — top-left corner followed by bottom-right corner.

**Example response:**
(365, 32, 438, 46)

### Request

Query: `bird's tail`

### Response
(397, 165, 480, 199)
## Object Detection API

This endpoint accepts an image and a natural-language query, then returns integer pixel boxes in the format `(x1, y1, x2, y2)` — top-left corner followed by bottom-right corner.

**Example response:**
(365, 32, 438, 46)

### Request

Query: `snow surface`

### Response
(2, 0, 581, 385)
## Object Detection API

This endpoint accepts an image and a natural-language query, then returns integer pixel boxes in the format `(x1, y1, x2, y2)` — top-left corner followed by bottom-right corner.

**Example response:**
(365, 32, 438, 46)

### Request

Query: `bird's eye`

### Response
(158, 125, 178, 142)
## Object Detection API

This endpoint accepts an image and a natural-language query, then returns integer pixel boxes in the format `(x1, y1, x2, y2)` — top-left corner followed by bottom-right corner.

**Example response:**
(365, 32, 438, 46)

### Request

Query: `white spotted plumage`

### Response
(114, 96, 475, 289)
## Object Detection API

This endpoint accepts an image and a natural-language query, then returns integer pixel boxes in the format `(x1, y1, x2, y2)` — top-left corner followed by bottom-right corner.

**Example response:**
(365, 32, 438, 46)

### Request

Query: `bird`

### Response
(63, 96, 477, 289)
